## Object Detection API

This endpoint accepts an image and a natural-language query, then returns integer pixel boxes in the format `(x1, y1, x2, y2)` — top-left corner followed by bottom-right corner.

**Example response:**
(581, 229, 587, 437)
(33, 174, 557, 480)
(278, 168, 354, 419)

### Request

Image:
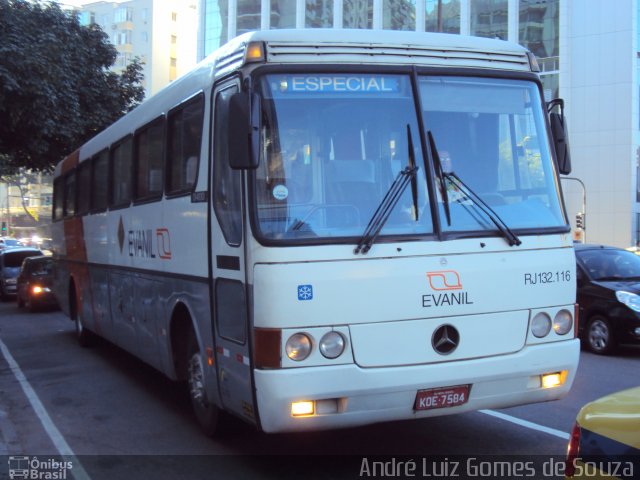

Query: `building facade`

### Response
(76, 0, 199, 98)
(199, 0, 640, 248)
(0, 173, 53, 240)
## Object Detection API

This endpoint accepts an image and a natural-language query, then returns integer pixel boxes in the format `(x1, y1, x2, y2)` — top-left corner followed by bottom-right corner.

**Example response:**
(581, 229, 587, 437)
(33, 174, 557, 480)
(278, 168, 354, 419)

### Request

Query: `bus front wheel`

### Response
(186, 333, 221, 436)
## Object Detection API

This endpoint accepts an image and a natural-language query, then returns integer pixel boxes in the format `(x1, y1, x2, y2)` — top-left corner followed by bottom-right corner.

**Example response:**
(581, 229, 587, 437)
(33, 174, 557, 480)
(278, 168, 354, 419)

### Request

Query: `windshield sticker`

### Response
(423, 270, 473, 308)
(298, 285, 313, 301)
(272, 184, 289, 201)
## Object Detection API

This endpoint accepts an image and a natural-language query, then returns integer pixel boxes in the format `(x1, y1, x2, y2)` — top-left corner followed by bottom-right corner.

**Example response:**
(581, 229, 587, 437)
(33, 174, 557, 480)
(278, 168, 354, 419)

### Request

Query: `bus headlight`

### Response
(531, 312, 552, 338)
(553, 310, 573, 335)
(319, 331, 345, 359)
(285, 333, 312, 361)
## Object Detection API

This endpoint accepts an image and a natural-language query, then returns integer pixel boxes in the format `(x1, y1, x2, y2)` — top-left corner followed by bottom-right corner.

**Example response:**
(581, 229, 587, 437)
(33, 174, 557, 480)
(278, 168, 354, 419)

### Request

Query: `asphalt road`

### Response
(0, 300, 638, 480)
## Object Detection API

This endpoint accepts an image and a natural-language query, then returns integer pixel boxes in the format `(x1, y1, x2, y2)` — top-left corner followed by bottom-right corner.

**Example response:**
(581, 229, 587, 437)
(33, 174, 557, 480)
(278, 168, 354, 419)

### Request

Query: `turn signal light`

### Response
(253, 328, 282, 369)
(245, 42, 265, 63)
(565, 422, 581, 477)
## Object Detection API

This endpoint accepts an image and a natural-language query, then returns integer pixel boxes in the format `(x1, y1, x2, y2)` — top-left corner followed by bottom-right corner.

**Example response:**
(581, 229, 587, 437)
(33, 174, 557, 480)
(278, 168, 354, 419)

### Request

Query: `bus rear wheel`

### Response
(71, 287, 95, 347)
(186, 334, 222, 436)
(75, 311, 95, 347)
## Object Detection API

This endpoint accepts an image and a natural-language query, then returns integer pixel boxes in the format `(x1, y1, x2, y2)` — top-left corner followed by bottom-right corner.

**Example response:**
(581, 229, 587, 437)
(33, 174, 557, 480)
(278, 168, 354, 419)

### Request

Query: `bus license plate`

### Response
(414, 385, 470, 411)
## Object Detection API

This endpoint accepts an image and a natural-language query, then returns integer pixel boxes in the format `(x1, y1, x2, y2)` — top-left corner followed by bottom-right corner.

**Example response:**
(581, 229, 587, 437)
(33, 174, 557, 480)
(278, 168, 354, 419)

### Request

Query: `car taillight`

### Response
(565, 421, 581, 477)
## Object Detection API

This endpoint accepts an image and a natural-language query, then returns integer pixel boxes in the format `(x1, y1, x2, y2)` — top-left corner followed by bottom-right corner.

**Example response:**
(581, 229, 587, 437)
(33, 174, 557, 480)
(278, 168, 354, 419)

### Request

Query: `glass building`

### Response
(200, 0, 558, 102)
(199, 0, 640, 249)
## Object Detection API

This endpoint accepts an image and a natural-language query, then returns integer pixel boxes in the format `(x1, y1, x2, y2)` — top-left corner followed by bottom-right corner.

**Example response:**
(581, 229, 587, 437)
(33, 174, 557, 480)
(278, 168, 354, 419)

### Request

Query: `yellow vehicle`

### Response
(565, 387, 640, 478)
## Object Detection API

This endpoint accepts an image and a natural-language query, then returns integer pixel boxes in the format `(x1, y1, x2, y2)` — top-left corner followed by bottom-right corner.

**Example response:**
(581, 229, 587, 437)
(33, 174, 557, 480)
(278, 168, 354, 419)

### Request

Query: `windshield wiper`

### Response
(354, 125, 419, 255)
(427, 131, 521, 247)
(428, 130, 451, 226)
(445, 172, 521, 246)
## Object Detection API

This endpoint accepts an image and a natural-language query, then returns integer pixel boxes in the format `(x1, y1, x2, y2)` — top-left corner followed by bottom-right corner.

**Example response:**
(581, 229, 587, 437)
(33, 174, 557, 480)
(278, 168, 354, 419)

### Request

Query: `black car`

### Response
(0, 247, 44, 300)
(16, 255, 58, 311)
(575, 243, 640, 354)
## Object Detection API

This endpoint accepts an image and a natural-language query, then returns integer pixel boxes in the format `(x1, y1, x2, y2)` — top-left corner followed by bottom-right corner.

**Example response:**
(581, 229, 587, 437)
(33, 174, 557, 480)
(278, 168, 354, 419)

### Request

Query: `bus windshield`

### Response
(253, 72, 565, 243)
(254, 73, 432, 241)
(420, 76, 565, 232)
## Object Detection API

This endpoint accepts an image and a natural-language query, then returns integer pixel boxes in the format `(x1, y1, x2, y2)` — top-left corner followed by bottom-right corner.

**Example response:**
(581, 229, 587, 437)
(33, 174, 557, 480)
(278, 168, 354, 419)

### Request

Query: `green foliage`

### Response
(0, 0, 145, 173)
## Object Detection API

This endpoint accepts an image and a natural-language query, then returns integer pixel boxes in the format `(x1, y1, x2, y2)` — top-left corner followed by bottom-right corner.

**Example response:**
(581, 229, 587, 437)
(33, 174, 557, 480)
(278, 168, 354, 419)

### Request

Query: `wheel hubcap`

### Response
(589, 319, 609, 350)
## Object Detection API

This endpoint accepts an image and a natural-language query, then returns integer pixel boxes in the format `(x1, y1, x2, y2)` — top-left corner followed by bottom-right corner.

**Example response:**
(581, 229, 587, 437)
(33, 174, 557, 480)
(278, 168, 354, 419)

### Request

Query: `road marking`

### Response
(0, 337, 92, 480)
(480, 409, 570, 440)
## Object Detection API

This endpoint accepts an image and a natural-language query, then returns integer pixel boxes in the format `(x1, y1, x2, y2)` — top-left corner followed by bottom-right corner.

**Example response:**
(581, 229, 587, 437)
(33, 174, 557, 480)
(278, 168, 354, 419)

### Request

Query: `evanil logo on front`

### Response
(423, 270, 474, 308)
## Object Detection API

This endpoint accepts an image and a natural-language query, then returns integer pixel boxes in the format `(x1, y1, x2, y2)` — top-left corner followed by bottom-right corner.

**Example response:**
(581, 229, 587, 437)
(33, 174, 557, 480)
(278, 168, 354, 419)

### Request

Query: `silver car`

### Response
(0, 247, 43, 300)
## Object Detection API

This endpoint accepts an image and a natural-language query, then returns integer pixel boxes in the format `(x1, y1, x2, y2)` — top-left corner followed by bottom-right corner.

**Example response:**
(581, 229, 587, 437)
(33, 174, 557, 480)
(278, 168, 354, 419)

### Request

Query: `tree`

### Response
(0, 0, 145, 174)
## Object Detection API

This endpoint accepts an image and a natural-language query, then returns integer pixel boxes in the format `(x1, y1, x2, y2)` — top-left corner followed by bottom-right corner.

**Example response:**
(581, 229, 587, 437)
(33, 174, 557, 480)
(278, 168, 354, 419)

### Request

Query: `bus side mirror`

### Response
(547, 99, 572, 175)
(228, 92, 259, 170)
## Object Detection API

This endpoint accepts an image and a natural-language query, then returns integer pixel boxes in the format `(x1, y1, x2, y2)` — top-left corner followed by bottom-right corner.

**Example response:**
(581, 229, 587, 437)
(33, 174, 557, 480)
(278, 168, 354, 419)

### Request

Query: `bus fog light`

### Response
(531, 312, 552, 338)
(291, 400, 315, 416)
(541, 371, 566, 388)
(285, 333, 312, 361)
(319, 331, 345, 359)
(553, 310, 573, 335)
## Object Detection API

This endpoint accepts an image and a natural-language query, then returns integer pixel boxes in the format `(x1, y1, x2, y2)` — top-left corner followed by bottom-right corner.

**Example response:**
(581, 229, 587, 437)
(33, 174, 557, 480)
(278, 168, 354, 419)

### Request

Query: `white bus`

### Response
(52, 29, 579, 435)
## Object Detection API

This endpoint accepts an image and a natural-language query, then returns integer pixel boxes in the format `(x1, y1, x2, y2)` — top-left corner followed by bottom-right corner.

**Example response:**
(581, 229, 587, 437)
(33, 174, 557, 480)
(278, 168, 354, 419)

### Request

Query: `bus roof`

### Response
(210, 29, 532, 76)
(55, 29, 534, 175)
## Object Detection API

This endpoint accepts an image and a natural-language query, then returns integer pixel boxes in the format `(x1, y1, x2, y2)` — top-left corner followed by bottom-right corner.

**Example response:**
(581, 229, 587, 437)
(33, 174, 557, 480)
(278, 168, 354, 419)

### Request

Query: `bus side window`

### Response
(110, 136, 134, 208)
(53, 178, 63, 221)
(167, 93, 204, 195)
(63, 171, 76, 218)
(77, 161, 91, 215)
(134, 116, 164, 201)
(92, 150, 109, 212)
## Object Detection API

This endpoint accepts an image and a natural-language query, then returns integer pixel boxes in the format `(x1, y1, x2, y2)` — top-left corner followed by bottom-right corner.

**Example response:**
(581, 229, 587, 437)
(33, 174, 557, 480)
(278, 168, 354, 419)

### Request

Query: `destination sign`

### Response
(268, 74, 405, 96)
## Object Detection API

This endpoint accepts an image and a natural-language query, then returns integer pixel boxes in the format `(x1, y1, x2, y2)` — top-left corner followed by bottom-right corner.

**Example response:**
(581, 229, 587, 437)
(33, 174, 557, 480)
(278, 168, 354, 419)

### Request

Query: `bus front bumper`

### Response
(254, 339, 580, 433)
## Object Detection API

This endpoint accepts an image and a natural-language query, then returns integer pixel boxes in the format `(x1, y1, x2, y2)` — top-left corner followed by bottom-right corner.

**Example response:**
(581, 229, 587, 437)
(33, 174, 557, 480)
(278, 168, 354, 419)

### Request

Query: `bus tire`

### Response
(186, 332, 222, 436)
(71, 283, 95, 348)
(75, 313, 95, 347)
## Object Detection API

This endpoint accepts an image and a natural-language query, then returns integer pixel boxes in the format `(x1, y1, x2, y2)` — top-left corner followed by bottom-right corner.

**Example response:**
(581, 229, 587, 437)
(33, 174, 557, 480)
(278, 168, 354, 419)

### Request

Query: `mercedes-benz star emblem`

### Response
(431, 324, 460, 355)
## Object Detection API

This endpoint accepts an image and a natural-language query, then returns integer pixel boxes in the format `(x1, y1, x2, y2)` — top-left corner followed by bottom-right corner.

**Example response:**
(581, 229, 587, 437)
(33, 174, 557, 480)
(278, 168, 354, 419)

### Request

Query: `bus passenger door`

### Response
(209, 80, 256, 424)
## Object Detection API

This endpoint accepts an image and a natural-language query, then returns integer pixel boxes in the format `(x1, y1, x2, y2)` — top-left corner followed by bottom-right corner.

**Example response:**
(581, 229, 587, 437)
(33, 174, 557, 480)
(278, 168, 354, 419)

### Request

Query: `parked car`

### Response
(16, 255, 58, 311)
(0, 247, 43, 300)
(565, 386, 639, 478)
(575, 243, 640, 354)
(0, 237, 24, 251)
